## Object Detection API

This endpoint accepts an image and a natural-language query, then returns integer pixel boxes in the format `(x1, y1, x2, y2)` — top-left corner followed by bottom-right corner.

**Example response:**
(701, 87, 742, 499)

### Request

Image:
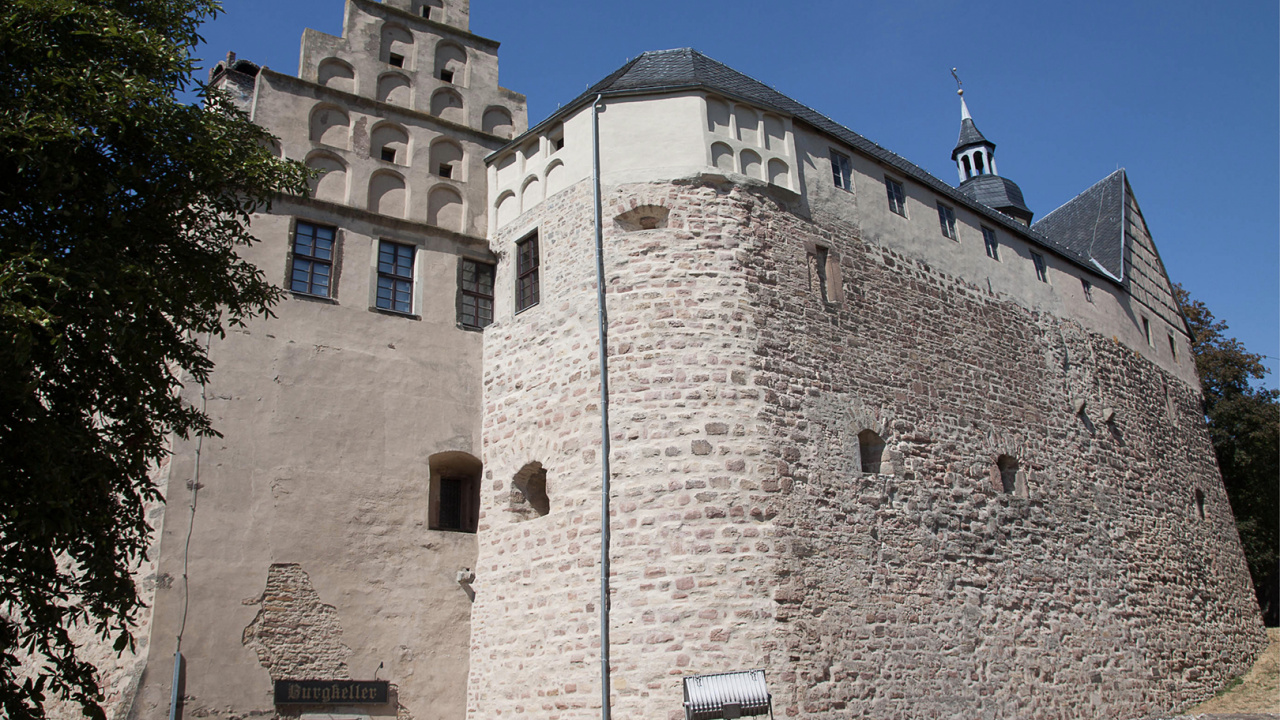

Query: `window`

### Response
(553, 136, 565, 151)
(290, 221, 335, 297)
(380, 147, 396, 163)
(1142, 316, 1152, 346)
(858, 429, 885, 474)
(438, 163, 453, 178)
(421, 6, 431, 18)
(515, 232, 539, 312)
(1168, 333, 1178, 360)
(812, 245, 829, 302)
(885, 177, 906, 216)
(429, 451, 481, 533)
(1081, 278, 1094, 303)
(937, 202, 957, 240)
(982, 226, 999, 259)
(376, 240, 414, 313)
(439, 68, 455, 84)
(1031, 252, 1047, 283)
(830, 150, 852, 191)
(996, 455, 1018, 494)
(388, 52, 405, 68)
(459, 259, 495, 329)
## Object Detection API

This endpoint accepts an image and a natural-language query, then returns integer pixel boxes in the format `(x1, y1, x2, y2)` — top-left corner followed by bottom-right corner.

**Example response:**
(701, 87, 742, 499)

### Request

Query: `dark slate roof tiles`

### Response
(1032, 169, 1127, 281)
(953, 118, 990, 156)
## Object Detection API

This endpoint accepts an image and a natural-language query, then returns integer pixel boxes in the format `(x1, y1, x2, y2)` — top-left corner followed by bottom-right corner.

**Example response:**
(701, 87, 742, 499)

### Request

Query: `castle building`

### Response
(103, 1, 1266, 718)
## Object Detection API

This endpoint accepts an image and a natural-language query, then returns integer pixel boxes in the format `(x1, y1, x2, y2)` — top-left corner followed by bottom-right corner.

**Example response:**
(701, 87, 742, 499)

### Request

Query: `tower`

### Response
(952, 87, 1034, 225)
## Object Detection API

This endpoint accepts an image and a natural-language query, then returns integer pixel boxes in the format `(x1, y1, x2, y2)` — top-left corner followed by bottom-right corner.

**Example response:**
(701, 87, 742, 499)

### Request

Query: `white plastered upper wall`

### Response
(486, 88, 1197, 387)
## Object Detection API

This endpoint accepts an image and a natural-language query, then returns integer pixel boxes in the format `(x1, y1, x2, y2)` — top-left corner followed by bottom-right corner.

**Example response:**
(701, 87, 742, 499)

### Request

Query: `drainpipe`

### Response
(591, 93, 612, 720)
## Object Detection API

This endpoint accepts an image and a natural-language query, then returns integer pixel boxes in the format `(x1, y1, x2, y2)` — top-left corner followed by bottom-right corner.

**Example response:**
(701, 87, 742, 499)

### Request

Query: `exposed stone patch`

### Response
(242, 563, 351, 681)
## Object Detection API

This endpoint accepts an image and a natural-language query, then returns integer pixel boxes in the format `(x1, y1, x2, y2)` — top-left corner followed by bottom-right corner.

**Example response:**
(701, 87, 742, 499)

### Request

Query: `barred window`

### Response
(290, 221, 335, 297)
(459, 259, 495, 329)
(885, 177, 906, 216)
(376, 240, 414, 313)
(516, 232, 539, 313)
(937, 202, 957, 240)
(982, 226, 999, 260)
(830, 150, 852, 191)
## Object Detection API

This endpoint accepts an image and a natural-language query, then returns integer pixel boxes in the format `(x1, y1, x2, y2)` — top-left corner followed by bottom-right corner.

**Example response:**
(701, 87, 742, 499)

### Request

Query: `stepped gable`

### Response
(1032, 168, 1128, 281)
(536, 48, 1111, 282)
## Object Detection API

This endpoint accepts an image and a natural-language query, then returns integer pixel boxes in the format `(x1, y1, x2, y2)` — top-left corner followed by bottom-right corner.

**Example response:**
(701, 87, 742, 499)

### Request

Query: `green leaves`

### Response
(0, 0, 308, 716)
(1175, 284, 1279, 626)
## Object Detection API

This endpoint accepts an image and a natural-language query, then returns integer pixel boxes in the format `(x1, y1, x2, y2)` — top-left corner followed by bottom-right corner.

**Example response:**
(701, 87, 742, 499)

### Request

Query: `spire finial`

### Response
(952, 68, 971, 120)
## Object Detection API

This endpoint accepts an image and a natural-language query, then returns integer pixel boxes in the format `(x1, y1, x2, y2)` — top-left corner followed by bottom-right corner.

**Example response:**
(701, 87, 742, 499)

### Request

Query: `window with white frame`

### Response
(937, 202, 957, 240)
(982, 226, 999, 260)
(376, 240, 414, 313)
(1031, 252, 1047, 283)
(830, 150, 852, 191)
(885, 177, 906, 216)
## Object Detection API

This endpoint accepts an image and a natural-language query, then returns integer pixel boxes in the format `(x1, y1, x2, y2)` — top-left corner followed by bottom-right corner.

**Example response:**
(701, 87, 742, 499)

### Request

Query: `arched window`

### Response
(370, 122, 409, 165)
(858, 430, 885, 474)
(434, 42, 467, 85)
(961, 155, 972, 179)
(429, 451, 481, 533)
(430, 139, 463, 180)
(381, 23, 414, 69)
(973, 151, 985, 175)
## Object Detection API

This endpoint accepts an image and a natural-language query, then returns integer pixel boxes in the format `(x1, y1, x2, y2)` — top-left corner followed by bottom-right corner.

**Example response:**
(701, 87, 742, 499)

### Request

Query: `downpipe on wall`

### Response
(591, 93, 613, 720)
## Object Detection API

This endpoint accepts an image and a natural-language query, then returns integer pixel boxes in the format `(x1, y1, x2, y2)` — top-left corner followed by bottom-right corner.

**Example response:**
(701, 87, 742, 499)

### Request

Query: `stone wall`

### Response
(470, 175, 1265, 720)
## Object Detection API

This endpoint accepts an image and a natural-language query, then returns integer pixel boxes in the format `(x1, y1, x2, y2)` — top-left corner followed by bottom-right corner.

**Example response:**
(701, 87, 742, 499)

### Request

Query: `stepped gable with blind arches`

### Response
(31, 3, 1262, 720)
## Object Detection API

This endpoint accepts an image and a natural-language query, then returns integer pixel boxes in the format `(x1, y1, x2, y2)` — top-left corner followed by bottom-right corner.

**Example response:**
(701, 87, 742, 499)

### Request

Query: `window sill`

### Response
(368, 306, 421, 321)
(291, 291, 338, 305)
(514, 302, 540, 317)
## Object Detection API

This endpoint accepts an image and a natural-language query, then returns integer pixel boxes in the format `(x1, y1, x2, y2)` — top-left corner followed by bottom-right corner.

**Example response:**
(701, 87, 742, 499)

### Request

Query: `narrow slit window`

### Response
(982, 226, 999, 260)
(885, 177, 906, 216)
(515, 232, 540, 313)
(1031, 252, 1048, 283)
(1081, 278, 1094, 303)
(858, 430, 885, 474)
(812, 245, 830, 303)
(1168, 333, 1178, 360)
(388, 52, 405, 68)
(997, 455, 1018, 494)
(937, 203, 957, 240)
(1142, 316, 1152, 346)
(376, 240, 414, 313)
(421, 6, 431, 18)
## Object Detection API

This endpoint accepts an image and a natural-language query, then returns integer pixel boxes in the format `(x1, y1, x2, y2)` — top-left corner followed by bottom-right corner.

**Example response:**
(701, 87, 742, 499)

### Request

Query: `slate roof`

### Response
(952, 118, 991, 158)
(504, 48, 1127, 285)
(1031, 169, 1127, 281)
(958, 175, 1033, 224)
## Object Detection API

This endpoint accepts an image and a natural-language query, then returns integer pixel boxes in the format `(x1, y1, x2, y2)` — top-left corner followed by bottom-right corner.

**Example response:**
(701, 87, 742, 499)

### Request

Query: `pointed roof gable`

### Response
(1032, 169, 1127, 281)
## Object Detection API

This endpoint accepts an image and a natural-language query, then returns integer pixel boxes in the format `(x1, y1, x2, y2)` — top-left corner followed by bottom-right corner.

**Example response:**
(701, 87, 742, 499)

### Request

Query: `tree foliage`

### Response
(0, 1, 309, 717)
(1175, 284, 1280, 626)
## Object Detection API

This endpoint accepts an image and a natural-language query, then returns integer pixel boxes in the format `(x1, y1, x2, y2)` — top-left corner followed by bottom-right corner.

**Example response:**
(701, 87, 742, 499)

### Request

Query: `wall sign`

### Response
(274, 680, 389, 705)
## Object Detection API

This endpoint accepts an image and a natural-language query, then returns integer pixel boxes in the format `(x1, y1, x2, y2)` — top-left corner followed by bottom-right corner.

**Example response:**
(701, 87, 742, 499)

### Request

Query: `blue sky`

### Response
(191, 0, 1279, 387)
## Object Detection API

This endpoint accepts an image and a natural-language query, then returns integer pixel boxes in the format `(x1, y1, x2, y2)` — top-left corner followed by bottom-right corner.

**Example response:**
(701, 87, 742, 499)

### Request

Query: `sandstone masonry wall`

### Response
(471, 176, 1265, 720)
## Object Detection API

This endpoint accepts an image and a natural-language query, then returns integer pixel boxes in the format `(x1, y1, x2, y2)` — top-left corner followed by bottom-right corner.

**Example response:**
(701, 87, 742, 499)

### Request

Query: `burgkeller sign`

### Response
(274, 679, 389, 705)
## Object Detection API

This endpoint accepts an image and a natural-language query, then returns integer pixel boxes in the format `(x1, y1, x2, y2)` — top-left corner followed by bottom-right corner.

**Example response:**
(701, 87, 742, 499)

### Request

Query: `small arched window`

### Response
(430, 88, 465, 123)
(961, 155, 972, 179)
(858, 430, 885, 474)
(429, 451, 481, 533)
(434, 42, 467, 85)
(973, 151, 985, 175)
(370, 122, 409, 165)
(381, 23, 414, 69)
